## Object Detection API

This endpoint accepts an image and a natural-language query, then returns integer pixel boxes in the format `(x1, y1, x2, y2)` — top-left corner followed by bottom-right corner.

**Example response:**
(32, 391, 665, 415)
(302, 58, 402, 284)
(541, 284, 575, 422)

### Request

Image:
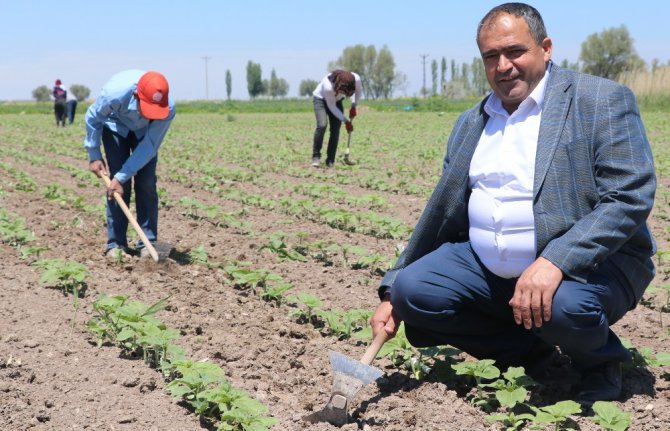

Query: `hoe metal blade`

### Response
(303, 350, 383, 427)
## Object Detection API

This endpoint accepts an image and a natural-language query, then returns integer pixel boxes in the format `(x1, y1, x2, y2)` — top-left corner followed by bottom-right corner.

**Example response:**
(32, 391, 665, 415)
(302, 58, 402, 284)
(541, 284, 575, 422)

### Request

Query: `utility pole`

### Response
(420, 54, 429, 98)
(202, 56, 211, 100)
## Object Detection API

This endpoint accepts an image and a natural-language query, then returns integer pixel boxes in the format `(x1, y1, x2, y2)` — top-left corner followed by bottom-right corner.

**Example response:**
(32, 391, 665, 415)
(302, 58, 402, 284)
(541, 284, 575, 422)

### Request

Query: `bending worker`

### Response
(311, 70, 362, 168)
(84, 70, 176, 258)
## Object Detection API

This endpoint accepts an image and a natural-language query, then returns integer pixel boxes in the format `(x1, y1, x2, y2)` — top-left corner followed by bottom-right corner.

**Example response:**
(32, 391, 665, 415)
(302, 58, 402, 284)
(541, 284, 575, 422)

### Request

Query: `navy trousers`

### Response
(391, 241, 638, 370)
(102, 127, 158, 252)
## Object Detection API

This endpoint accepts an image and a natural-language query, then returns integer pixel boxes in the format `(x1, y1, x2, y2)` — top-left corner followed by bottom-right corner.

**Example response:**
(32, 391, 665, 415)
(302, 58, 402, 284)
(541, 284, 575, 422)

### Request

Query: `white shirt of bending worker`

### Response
(312, 72, 363, 122)
(468, 66, 550, 279)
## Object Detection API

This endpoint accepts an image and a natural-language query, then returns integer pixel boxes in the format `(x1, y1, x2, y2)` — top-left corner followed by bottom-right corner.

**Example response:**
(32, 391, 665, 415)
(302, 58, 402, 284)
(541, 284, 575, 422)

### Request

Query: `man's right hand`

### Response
(370, 297, 401, 339)
(89, 160, 108, 178)
(345, 120, 354, 133)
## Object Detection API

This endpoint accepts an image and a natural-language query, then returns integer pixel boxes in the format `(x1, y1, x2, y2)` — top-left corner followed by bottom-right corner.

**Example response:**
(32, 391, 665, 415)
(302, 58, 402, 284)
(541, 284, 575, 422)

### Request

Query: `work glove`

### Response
(349, 106, 357, 119)
(345, 120, 354, 133)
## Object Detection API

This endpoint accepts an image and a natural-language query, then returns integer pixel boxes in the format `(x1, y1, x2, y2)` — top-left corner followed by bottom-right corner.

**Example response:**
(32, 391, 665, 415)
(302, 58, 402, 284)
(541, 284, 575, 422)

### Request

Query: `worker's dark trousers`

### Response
(390, 241, 642, 371)
(312, 97, 343, 164)
(102, 127, 158, 252)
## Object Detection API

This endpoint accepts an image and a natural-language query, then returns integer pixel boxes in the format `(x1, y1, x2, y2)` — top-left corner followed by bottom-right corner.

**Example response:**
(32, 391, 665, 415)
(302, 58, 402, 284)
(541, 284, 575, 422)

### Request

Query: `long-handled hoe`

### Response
(303, 331, 388, 426)
(101, 173, 171, 262)
(343, 130, 356, 165)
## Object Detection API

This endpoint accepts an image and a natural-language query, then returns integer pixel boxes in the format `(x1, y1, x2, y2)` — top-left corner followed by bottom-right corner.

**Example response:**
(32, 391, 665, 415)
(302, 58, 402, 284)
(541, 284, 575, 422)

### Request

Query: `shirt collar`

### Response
(484, 62, 551, 117)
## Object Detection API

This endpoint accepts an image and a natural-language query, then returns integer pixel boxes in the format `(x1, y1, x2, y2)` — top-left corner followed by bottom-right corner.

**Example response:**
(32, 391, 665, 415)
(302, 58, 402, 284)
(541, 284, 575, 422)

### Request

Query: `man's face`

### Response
(478, 13, 552, 113)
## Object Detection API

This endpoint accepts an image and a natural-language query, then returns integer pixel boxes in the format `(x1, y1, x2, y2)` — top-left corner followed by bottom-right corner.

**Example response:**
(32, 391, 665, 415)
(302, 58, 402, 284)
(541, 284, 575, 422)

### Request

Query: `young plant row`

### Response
(86, 294, 277, 431)
(0, 204, 277, 431)
(168, 234, 670, 431)
(165, 166, 414, 240)
(453, 360, 632, 431)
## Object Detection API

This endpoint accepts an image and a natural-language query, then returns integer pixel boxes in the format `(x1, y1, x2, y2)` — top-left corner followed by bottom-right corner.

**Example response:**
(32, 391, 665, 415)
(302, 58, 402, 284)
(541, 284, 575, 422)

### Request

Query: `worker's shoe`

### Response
(105, 246, 131, 259)
(326, 160, 334, 168)
(575, 361, 623, 410)
(311, 157, 320, 167)
(139, 245, 155, 259)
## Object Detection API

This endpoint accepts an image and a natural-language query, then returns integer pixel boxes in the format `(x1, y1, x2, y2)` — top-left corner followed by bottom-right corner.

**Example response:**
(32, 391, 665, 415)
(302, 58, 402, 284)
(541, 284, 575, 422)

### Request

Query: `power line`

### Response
(202, 56, 211, 100)
(420, 54, 429, 98)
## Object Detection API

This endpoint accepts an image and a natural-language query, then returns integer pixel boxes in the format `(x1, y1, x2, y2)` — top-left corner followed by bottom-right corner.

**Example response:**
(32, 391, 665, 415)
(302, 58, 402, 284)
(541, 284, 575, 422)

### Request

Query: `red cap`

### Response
(55, 79, 62, 85)
(136, 71, 170, 120)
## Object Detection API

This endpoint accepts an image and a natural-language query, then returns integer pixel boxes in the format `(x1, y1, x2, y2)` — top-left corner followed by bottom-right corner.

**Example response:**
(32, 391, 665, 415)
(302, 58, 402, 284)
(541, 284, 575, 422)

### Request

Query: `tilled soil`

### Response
(1, 113, 669, 430)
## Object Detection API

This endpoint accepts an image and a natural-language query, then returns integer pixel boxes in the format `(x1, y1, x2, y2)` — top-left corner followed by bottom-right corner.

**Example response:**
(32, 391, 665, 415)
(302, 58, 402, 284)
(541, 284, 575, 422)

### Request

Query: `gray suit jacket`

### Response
(380, 64, 656, 300)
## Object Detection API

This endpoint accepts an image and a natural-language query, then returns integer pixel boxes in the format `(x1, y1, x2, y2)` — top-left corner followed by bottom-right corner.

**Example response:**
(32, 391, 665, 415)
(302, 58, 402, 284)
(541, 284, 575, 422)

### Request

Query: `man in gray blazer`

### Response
(371, 2, 656, 409)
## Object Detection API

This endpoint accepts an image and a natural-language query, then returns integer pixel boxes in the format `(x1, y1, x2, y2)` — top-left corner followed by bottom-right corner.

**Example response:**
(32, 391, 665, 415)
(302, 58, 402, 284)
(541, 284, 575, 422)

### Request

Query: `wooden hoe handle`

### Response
(101, 174, 159, 262)
(360, 330, 390, 366)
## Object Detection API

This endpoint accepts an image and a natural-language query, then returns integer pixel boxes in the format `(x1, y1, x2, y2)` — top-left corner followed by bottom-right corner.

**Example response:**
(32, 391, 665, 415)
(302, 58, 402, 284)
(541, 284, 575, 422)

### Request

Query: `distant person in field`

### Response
(84, 70, 175, 258)
(52, 79, 67, 127)
(311, 70, 362, 168)
(64, 83, 78, 124)
(371, 2, 656, 410)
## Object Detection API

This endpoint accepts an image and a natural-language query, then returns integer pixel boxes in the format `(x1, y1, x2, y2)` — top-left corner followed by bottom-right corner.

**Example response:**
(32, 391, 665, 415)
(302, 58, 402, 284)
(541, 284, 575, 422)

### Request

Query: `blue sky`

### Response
(1, 0, 667, 101)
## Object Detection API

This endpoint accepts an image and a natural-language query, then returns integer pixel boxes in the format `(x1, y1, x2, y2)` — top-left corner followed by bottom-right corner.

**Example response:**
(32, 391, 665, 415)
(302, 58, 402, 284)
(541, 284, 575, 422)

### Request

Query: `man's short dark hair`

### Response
(477, 2, 547, 46)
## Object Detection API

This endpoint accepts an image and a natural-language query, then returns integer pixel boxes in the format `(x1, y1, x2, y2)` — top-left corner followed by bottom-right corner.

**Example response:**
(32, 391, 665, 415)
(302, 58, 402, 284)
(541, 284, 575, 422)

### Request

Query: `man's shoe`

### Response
(311, 157, 320, 167)
(140, 247, 151, 258)
(521, 341, 561, 379)
(575, 361, 623, 409)
(106, 247, 131, 259)
(326, 160, 334, 168)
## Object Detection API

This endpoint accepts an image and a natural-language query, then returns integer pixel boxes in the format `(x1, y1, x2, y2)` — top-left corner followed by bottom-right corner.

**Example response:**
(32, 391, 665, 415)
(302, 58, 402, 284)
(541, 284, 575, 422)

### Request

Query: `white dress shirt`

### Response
(468, 69, 549, 278)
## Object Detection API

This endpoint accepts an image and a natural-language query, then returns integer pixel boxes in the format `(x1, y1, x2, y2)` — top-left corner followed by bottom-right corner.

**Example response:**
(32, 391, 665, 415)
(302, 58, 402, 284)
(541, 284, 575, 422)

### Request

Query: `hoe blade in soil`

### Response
(303, 331, 387, 427)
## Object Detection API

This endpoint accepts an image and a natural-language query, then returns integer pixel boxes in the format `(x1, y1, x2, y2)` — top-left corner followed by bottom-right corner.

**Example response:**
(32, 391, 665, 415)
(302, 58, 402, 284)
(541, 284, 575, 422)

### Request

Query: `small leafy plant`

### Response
(287, 293, 323, 323)
(589, 401, 632, 431)
(34, 258, 88, 322)
(452, 359, 501, 410)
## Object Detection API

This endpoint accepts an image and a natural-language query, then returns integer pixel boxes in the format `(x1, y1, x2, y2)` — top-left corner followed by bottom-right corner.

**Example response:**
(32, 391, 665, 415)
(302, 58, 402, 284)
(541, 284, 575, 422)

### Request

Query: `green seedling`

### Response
(108, 247, 127, 265)
(86, 295, 170, 350)
(18, 244, 49, 260)
(377, 323, 416, 366)
(166, 359, 228, 409)
(354, 252, 393, 275)
(287, 293, 323, 323)
(406, 347, 436, 380)
(589, 401, 632, 431)
(482, 366, 535, 408)
(216, 393, 278, 431)
(259, 232, 307, 262)
(621, 337, 657, 369)
(318, 308, 368, 340)
(157, 187, 173, 209)
(188, 245, 210, 265)
(34, 258, 88, 324)
(326, 243, 367, 268)
(227, 267, 283, 295)
(659, 283, 670, 327)
(0, 209, 35, 247)
(309, 240, 333, 266)
(486, 411, 533, 431)
(259, 281, 294, 305)
(136, 322, 182, 369)
(656, 351, 670, 366)
(197, 381, 278, 431)
(452, 359, 501, 409)
(526, 400, 582, 431)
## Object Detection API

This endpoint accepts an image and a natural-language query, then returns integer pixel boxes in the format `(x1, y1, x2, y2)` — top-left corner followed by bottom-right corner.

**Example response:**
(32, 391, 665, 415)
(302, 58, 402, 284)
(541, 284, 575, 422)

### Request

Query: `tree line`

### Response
(28, 25, 668, 101)
(246, 25, 665, 101)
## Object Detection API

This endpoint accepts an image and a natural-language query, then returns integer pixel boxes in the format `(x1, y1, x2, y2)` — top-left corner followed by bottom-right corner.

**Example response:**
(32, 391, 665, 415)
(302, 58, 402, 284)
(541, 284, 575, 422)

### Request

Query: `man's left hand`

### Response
(509, 257, 563, 329)
(107, 178, 124, 200)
